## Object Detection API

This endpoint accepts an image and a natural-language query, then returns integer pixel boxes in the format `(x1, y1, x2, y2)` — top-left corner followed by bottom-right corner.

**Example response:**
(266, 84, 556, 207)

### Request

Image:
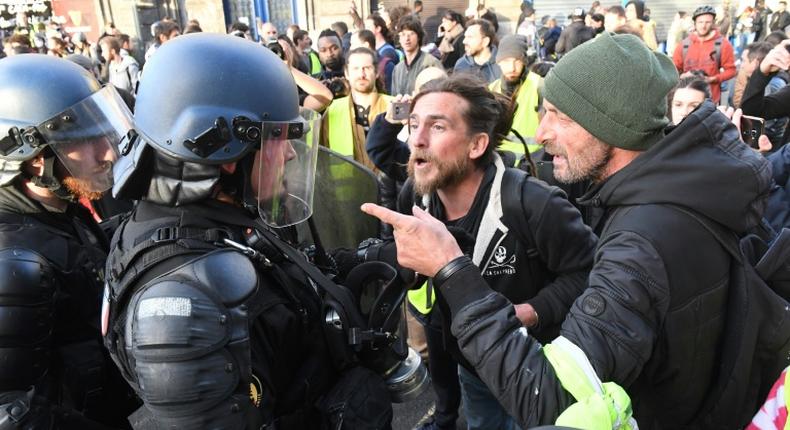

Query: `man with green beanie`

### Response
(361, 31, 774, 428)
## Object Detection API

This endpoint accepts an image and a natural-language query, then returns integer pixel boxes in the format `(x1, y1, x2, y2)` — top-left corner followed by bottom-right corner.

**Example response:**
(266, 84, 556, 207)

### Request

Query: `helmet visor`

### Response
(38, 86, 132, 193)
(256, 108, 320, 227)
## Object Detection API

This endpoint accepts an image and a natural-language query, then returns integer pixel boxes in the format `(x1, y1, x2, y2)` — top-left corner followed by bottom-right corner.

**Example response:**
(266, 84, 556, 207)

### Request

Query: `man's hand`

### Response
(717, 106, 773, 153)
(760, 39, 790, 75)
(385, 94, 412, 125)
(514, 303, 539, 327)
(360, 203, 463, 277)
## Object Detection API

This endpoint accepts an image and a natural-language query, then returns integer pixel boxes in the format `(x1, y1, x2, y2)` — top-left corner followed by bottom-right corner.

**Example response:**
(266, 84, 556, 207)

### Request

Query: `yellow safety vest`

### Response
(489, 72, 543, 154)
(543, 337, 638, 430)
(324, 94, 391, 168)
(407, 281, 435, 315)
(308, 51, 322, 77)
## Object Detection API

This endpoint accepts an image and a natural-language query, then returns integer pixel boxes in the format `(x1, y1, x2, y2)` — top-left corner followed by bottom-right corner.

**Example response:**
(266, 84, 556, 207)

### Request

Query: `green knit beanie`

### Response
(543, 32, 678, 151)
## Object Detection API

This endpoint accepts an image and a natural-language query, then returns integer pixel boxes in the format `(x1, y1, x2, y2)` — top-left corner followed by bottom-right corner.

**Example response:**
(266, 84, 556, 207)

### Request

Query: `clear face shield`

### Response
(254, 108, 320, 227)
(36, 86, 132, 193)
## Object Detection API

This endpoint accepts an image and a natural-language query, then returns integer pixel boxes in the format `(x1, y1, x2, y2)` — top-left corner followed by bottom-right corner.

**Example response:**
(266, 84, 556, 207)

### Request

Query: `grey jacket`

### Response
(391, 50, 442, 96)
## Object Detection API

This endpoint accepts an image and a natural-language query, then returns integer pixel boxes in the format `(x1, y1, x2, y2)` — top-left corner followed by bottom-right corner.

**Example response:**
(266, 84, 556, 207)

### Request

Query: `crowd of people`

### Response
(0, 1, 789, 429)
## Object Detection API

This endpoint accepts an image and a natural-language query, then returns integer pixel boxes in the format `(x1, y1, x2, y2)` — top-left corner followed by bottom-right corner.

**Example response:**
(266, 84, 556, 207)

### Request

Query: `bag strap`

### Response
(181, 205, 369, 331)
(501, 168, 540, 259)
(665, 204, 742, 263)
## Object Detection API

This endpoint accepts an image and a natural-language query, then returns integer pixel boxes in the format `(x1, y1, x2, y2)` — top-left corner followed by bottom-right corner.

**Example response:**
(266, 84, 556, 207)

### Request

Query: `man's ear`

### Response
(468, 133, 490, 160)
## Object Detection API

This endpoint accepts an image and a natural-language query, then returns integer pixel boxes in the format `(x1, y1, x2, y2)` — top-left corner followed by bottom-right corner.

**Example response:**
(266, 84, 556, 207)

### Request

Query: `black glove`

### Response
(328, 247, 362, 283)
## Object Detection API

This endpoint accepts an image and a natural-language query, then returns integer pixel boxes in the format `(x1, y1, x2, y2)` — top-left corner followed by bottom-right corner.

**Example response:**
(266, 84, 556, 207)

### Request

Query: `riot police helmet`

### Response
(0, 54, 133, 200)
(115, 33, 321, 227)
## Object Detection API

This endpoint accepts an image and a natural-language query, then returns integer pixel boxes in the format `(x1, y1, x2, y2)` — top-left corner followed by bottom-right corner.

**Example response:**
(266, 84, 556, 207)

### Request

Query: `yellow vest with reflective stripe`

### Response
(407, 281, 435, 315)
(489, 72, 543, 154)
(543, 337, 638, 430)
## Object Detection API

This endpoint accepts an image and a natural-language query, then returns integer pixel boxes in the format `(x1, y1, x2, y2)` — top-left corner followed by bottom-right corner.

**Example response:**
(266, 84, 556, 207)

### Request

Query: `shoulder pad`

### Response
(0, 247, 54, 299)
(168, 249, 257, 306)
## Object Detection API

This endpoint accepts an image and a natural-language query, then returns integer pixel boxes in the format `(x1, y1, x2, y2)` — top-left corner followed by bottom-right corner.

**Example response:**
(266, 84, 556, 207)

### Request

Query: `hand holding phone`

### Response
(740, 115, 765, 149)
(391, 101, 410, 121)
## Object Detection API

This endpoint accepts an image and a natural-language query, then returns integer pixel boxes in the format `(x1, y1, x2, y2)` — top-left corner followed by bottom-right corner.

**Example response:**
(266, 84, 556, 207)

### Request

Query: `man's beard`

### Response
(62, 176, 106, 201)
(407, 149, 472, 195)
(545, 138, 613, 184)
(325, 56, 345, 71)
(352, 78, 375, 93)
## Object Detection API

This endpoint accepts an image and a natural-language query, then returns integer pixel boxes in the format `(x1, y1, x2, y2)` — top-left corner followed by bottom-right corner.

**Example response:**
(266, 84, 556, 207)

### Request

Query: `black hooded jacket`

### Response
(432, 102, 773, 428)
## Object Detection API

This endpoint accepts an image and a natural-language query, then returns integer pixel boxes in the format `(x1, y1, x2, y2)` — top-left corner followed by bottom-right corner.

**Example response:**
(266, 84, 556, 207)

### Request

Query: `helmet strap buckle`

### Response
(183, 116, 232, 158)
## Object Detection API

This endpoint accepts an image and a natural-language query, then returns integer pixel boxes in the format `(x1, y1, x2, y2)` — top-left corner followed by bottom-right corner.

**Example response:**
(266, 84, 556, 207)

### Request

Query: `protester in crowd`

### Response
(100, 35, 139, 95)
(436, 10, 465, 71)
(145, 20, 180, 62)
(366, 13, 401, 93)
(392, 16, 441, 96)
(735, 6, 758, 56)
(351, 29, 376, 50)
(365, 72, 595, 430)
(413, 0, 424, 19)
(742, 40, 790, 154)
(556, 8, 593, 56)
(184, 22, 203, 33)
(589, 13, 605, 34)
(294, 29, 321, 76)
(388, 5, 413, 40)
(625, 0, 657, 50)
(286, 23, 300, 41)
(72, 32, 97, 61)
(454, 19, 500, 83)
(765, 30, 789, 46)
(0, 54, 139, 429)
(333, 21, 352, 53)
(321, 47, 388, 169)
(673, 5, 736, 104)
(668, 75, 711, 125)
(516, 4, 541, 54)
(489, 35, 542, 154)
(717, 0, 734, 38)
(604, 5, 627, 32)
(771, 1, 790, 33)
(260, 21, 279, 41)
(3, 33, 33, 56)
(316, 29, 346, 86)
(362, 31, 773, 428)
(47, 36, 67, 57)
(734, 42, 789, 147)
(229, 21, 252, 39)
(539, 16, 561, 59)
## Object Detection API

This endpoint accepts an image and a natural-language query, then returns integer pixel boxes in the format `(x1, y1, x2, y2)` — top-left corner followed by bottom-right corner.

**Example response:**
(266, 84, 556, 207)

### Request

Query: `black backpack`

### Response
(669, 206, 790, 427)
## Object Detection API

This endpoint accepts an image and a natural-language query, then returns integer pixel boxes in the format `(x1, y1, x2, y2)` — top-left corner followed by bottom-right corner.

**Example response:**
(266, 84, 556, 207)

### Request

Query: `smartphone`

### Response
(392, 101, 411, 121)
(740, 115, 765, 149)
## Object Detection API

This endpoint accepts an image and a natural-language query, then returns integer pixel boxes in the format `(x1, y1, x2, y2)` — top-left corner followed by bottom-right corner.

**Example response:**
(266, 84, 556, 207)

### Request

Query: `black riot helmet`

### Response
(115, 33, 322, 227)
(0, 55, 132, 200)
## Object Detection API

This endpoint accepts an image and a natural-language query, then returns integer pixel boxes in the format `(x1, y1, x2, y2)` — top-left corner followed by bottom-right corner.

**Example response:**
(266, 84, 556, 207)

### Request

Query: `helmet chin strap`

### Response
(27, 155, 76, 202)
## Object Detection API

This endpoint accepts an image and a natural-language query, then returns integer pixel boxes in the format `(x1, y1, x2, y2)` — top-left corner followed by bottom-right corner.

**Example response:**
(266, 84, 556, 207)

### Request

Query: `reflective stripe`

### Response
(543, 336, 639, 430)
(407, 281, 434, 314)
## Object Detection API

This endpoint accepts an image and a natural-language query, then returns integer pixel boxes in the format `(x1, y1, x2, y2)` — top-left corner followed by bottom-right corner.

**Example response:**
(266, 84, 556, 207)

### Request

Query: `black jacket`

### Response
(433, 102, 772, 428)
(399, 157, 597, 372)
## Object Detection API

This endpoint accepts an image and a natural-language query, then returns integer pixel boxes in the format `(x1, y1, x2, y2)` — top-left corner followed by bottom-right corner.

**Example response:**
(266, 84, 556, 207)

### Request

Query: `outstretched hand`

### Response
(360, 203, 463, 277)
(717, 106, 773, 153)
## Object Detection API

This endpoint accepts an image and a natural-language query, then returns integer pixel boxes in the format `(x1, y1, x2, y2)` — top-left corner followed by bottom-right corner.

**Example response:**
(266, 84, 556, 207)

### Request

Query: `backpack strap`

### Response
(500, 168, 541, 261)
(682, 38, 691, 64)
(665, 204, 741, 262)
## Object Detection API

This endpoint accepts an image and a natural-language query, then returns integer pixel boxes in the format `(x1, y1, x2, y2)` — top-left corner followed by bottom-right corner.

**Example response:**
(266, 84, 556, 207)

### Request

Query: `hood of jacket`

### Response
(579, 101, 772, 234)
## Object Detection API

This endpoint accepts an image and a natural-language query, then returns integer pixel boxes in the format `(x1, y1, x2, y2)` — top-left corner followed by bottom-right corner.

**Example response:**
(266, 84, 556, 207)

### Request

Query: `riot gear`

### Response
(0, 54, 137, 429)
(0, 55, 132, 201)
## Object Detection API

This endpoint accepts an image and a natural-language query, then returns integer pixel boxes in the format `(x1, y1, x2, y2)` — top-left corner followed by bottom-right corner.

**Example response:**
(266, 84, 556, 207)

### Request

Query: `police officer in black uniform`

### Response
(102, 33, 409, 429)
(0, 55, 138, 428)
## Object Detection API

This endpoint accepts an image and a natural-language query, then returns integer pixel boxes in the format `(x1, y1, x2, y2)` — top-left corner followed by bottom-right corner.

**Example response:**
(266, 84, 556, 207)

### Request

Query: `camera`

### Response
(323, 77, 350, 98)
